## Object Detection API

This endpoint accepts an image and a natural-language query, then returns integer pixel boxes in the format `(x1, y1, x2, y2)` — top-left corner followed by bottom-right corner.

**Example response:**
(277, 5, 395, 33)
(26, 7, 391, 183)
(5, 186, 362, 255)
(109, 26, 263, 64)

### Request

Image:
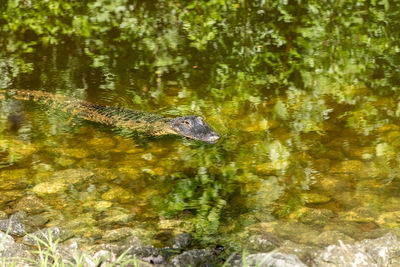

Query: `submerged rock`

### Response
(0, 190, 23, 206)
(247, 232, 281, 252)
(377, 210, 400, 228)
(49, 147, 91, 159)
(47, 168, 94, 186)
(310, 231, 354, 247)
(98, 209, 132, 225)
(32, 180, 69, 195)
(101, 185, 134, 203)
(102, 227, 135, 242)
(88, 137, 116, 149)
(338, 207, 376, 223)
(14, 195, 46, 214)
(301, 193, 331, 204)
(54, 156, 76, 167)
(0, 169, 30, 190)
(330, 160, 365, 174)
(289, 207, 335, 225)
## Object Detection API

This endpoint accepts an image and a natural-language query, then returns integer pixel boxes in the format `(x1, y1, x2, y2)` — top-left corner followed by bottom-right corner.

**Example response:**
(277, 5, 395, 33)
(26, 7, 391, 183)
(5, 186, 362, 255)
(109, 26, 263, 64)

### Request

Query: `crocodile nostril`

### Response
(207, 134, 220, 143)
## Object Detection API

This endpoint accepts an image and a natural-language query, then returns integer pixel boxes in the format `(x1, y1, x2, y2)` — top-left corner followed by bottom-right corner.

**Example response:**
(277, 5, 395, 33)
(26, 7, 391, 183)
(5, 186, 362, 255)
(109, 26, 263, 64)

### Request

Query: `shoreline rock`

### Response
(0, 210, 400, 267)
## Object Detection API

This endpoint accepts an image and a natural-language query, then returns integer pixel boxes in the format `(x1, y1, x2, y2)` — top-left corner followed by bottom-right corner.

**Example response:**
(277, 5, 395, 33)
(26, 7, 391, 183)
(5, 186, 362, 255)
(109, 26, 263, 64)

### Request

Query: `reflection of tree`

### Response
(2, 0, 400, 245)
(2, 1, 399, 96)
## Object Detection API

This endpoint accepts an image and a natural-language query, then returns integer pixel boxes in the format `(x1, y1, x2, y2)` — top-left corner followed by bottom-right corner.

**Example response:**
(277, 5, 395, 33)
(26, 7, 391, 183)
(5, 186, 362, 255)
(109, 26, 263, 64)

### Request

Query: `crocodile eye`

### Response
(184, 120, 191, 125)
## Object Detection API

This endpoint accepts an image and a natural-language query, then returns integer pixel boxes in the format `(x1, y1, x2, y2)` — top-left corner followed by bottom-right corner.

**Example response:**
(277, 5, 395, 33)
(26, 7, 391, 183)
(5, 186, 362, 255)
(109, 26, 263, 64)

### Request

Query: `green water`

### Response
(1, 0, 400, 251)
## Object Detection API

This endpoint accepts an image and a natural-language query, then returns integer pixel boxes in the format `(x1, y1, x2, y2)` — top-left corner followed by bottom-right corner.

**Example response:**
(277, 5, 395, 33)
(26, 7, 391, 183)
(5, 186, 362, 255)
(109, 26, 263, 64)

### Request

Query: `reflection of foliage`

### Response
(164, 167, 227, 238)
(2, 0, 399, 95)
(2, 0, 400, 247)
(159, 144, 234, 239)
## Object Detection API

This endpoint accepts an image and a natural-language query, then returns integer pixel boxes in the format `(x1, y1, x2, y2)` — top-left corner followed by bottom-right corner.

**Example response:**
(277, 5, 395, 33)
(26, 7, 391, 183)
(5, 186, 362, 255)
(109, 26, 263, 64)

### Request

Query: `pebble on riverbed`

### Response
(101, 185, 134, 203)
(14, 195, 46, 214)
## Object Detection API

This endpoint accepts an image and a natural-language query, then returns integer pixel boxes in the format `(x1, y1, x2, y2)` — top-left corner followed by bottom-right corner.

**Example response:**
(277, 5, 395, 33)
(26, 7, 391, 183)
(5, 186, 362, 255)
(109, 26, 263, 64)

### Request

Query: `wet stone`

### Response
(23, 226, 72, 246)
(171, 249, 215, 267)
(274, 240, 318, 265)
(0, 217, 32, 236)
(0, 231, 32, 260)
(142, 254, 167, 265)
(123, 236, 160, 258)
(239, 252, 307, 267)
(14, 195, 46, 214)
(53, 242, 80, 265)
(10, 210, 27, 220)
(313, 233, 400, 267)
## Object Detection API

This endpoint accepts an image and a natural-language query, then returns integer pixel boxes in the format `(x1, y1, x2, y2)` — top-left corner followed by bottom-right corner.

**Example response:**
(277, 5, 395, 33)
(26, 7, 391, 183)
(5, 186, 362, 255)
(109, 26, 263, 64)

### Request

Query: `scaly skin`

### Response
(1, 89, 220, 144)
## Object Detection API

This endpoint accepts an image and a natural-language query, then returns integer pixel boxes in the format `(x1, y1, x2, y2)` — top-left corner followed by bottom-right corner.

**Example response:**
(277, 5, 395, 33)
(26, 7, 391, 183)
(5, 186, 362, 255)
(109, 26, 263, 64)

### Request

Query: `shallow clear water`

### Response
(1, 0, 400, 251)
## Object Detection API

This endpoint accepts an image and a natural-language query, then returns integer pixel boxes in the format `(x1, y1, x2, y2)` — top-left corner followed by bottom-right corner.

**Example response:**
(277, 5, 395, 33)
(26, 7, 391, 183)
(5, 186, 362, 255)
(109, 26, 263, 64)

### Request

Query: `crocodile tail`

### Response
(1, 89, 84, 112)
(2, 89, 121, 126)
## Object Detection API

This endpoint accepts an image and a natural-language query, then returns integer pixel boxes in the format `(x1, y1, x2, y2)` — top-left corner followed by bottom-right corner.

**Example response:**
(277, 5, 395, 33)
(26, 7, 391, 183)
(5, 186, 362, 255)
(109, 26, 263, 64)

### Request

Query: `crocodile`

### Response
(0, 89, 220, 144)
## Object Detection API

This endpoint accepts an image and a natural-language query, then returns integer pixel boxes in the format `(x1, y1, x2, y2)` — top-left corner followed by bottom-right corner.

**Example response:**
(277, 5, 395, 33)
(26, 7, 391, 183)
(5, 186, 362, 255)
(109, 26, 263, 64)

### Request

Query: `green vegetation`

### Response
(1, 230, 142, 267)
(1, 0, 400, 251)
(2, 0, 399, 95)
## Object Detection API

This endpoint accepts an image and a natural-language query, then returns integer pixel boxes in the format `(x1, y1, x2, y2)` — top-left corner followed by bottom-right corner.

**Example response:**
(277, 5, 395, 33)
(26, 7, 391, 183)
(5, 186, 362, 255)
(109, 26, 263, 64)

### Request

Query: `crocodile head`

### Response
(169, 115, 220, 144)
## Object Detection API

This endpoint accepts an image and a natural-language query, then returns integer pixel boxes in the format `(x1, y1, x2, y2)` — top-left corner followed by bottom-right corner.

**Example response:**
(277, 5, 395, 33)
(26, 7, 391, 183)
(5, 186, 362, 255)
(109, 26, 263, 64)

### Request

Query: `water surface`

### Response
(1, 0, 400, 251)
